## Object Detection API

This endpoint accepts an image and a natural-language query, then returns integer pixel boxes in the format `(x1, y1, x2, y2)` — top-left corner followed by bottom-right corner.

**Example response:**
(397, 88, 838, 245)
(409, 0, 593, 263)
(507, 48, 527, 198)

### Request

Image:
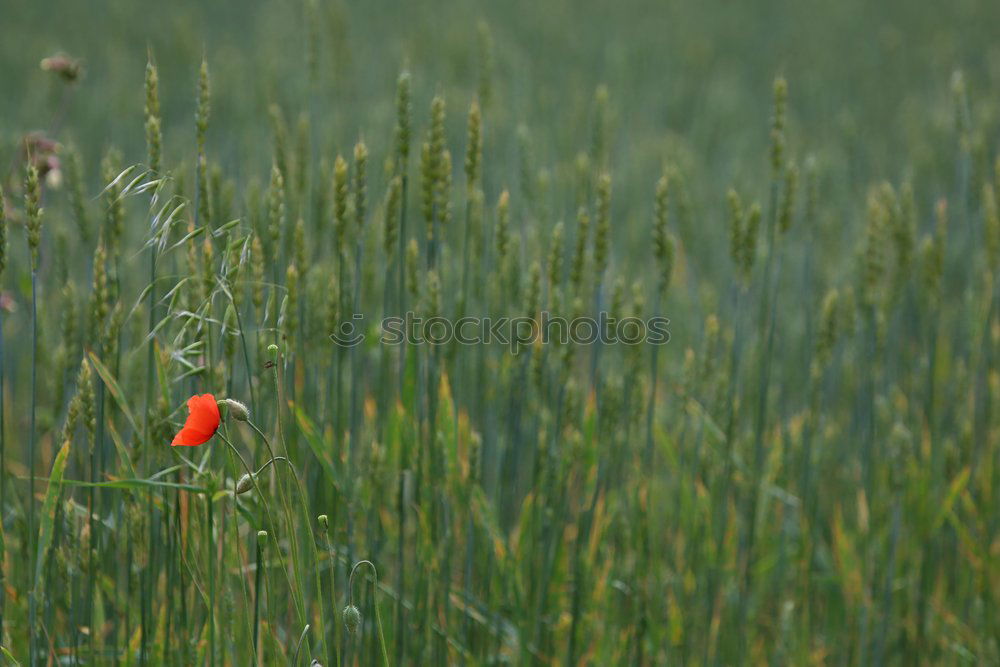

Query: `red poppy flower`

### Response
(171, 394, 221, 446)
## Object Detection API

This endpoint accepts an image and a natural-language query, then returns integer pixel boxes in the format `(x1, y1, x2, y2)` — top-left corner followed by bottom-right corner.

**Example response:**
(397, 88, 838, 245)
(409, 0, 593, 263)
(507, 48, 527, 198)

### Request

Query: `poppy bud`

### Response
(343, 604, 361, 634)
(236, 473, 255, 495)
(219, 398, 250, 421)
(317, 514, 329, 532)
(257, 530, 268, 546)
(267, 343, 279, 357)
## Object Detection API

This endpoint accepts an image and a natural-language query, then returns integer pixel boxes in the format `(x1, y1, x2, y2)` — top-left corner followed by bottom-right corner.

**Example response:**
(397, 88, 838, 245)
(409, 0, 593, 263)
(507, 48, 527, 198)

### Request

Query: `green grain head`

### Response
(465, 98, 482, 192)
(592, 171, 612, 277)
(144, 57, 162, 173)
(25, 163, 42, 271)
(394, 70, 412, 169)
(354, 140, 368, 232)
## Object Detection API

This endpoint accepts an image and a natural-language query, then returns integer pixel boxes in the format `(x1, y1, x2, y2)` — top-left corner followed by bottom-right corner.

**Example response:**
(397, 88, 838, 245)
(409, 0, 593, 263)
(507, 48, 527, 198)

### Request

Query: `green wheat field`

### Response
(2, 0, 1000, 664)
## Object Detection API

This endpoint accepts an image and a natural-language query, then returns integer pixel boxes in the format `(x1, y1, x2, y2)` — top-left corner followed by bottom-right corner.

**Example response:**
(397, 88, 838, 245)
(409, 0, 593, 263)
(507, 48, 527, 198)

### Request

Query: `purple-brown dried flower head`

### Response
(40, 53, 82, 83)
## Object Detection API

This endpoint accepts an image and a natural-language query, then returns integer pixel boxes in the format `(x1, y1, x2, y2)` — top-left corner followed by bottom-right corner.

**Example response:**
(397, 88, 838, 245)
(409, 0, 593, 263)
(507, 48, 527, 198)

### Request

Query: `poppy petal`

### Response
(171, 425, 215, 446)
(171, 393, 221, 446)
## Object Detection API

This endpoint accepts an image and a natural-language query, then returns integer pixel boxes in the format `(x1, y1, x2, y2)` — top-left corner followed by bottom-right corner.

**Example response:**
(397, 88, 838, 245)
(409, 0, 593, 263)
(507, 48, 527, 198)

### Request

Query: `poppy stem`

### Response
(253, 531, 264, 665)
(207, 492, 215, 666)
(347, 560, 390, 667)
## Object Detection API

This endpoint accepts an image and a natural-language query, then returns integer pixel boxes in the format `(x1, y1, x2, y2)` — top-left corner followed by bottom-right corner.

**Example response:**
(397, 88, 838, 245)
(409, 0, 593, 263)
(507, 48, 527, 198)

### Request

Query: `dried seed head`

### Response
(40, 53, 82, 82)
(343, 604, 362, 634)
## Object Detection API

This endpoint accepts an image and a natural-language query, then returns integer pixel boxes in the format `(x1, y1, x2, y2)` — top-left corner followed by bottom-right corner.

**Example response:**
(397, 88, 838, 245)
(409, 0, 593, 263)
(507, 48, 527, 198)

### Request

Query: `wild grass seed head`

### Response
(570, 205, 590, 295)
(495, 189, 511, 265)
(354, 140, 368, 232)
(770, 76, 788, 176)
(778, 161, 798, 235)
(437, 148, 453, 229)
(394, 70, 412, 168)
(593, 171, 612, 277)
(465, 99, 483, 191)
(66, 145, 90, 244)
(196, 56, 211, 153)
(653, 173, 675, 293)
(383, 175, 402, 259)
(333, 154, 349, 253)
(25, 163, 43, 271)
(145, 57, 162, 173)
